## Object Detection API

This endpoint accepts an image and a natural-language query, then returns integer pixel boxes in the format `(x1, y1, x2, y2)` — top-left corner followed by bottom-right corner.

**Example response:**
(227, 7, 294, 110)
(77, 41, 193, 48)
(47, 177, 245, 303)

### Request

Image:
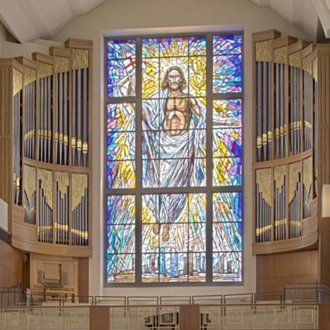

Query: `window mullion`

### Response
(135, 37, 143, 284)
(206, 33, 214, 283)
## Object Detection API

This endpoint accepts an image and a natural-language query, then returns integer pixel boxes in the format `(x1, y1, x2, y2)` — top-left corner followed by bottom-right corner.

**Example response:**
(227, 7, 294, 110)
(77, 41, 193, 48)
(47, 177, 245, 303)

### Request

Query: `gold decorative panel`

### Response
(256, 169, 272, 206)
(256, 40, 272, 62)
(55, 56, 70, 73)
(39, 62, 53, 79)
(302, 55, 312, 75)
(313, 59, 318, 82)
(25, 67, 37, 86)
(24, 165, 36, 205)
(72, 174, 88, 211)
(274, 47, 287, 64)
(289, 162, 302, 203)
(13, 69, 23, 96)
(289, 52, 301, 69)
(303, 157, 312, 192)
(55, 172, 69, 199)
(72, 49, 89, 70)
(38, 169, 53, 209)
(274, 165, 286, 193)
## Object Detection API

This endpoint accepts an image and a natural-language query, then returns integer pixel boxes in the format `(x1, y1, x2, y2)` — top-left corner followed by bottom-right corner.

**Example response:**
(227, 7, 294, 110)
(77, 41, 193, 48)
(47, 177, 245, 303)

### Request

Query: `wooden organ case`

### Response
(0, 39, 92, 295)
(252, 30, 330, 255)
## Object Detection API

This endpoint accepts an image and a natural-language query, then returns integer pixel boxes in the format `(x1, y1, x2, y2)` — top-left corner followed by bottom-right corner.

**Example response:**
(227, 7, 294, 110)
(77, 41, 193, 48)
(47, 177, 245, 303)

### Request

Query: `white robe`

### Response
(142, 90, 206, 223)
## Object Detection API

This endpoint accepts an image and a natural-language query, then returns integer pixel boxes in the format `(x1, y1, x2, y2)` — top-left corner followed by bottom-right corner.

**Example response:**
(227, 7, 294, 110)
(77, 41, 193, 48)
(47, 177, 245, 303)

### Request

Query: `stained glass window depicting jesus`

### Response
(105, 34, 243, 285)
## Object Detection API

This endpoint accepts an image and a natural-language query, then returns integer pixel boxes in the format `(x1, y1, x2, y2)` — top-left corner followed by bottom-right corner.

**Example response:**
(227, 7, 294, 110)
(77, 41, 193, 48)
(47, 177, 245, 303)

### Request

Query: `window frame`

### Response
(103, 31, 244, 287)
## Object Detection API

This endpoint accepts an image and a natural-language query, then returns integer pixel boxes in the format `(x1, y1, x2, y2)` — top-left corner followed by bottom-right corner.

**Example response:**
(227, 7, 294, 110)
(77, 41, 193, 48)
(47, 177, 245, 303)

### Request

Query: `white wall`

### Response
(53, 0, 307, 296)
(0, 22, 7, 58)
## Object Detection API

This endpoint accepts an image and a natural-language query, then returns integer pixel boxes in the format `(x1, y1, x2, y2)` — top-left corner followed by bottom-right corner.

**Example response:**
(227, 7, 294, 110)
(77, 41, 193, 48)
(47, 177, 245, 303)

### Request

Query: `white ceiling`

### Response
(0, 0, 328, 43)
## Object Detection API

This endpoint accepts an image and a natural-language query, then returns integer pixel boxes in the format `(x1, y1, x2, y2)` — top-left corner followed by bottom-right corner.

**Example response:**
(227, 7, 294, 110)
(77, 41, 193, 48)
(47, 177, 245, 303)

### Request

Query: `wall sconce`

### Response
(322, 184, 330, 217)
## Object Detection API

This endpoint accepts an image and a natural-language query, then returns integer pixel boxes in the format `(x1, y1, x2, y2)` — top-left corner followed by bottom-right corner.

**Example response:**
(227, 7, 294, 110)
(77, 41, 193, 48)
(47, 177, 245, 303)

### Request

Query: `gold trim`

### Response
(275, 128, 280, 138)
(274, 165, 286, 193)
(13, 69, 23, 96)
(71, 228, 88, 240)
(63, 135, 68, 145)
(77, 139, 82, 151)
(38, 169, 53, 209)
(55, 172, 69, 200)
(55, 223, 69, 231)
(24, 165, 36, 205)
(256, 40, 272, 62)
(55, 56, 70, 73)
(256, 136, 262, 148)
(275, 218, 287, 227)
(83, 142, 88, 154)
(25, 67, 37, 86)
(289, 52, 301, 68)
(304, 121, 312, 129)
(72, 49, 89, 70)
(267, 131, 272, 142)
(39, 62, 53, 79)
(262, 133, 267, 145)
(313, 59, 318, 82)
(72, 174, 88, 211)
(302, 55, 312, 75)
(256, 168, 272, 206)
(72, 137, 77, 148)
(289, 162, 301, 203)
(256, 225, 272, 236)
(274, 47, 287, 64)
(303, 157, 312, 193)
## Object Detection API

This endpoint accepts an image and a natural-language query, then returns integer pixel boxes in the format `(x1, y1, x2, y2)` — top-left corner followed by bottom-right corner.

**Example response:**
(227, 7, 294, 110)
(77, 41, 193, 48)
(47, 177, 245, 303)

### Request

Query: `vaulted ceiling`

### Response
(0, 0, 328, 43)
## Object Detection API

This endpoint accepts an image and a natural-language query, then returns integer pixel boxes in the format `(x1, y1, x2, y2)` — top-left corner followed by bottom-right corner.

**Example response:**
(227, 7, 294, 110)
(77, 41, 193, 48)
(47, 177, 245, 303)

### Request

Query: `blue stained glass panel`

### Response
(142, 59, 160, 99)
(107, 59, 136, 97)
(189, 222, 206, 252)
(189, 36, 206, 56)
(107, 160, 135, 189)
(107, 132, 135, 160)
(213, 129, 242, 158)
(213, 192, 242, 222)
(107, 39, 135, 59)
(213, 157, 242, 186)
(189, 194, 206, 223)
(213, 252, 242, 282)
(107, 254, 135, 283)
(213, 99, 242, 128)
(160, 37, 189, 57)
(106, 194, 135, 284)
(142, 38, 160, 58)
(107, 103, 135, 132)
(213, 35, 242, 55)
(108, 225, 135, 254)
(213, 55, 242, 93)
(188, 57, 206, 97)
(213, 222, 242, 252)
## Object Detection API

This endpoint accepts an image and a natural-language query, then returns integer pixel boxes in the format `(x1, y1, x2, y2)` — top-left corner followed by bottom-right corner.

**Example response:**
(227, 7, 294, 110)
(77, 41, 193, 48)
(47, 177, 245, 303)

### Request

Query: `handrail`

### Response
(1, 283, 329, 307)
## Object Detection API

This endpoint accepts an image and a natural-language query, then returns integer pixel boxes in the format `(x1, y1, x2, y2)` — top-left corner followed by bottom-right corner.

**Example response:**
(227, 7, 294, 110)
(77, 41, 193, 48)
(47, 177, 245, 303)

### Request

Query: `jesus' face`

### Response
(167, 69, 182, 91)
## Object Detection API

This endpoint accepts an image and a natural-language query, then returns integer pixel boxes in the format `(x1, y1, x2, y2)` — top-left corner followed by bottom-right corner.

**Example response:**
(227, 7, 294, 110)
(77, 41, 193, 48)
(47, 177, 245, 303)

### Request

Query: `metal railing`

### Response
(0, 306, 90, 330)
(95, 296, 126, 306)
(109, 305, 180, 330)
(1, 283, 330, 308)
(199, 304, 319, 330)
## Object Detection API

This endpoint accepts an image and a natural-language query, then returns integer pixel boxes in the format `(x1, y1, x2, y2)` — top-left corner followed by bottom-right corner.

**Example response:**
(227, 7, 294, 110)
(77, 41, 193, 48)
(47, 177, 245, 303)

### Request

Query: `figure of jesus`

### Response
(142, 66, 239, 244)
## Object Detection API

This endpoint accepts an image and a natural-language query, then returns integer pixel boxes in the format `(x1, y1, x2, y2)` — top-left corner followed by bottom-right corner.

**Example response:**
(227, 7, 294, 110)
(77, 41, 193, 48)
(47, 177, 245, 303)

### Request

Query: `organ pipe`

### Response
(253, 32, 319, 246)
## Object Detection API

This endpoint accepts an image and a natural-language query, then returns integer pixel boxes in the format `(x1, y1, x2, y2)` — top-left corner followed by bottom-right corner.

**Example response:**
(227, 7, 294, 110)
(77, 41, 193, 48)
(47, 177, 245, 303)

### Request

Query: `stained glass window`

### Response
(105, 33, 243, 285)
